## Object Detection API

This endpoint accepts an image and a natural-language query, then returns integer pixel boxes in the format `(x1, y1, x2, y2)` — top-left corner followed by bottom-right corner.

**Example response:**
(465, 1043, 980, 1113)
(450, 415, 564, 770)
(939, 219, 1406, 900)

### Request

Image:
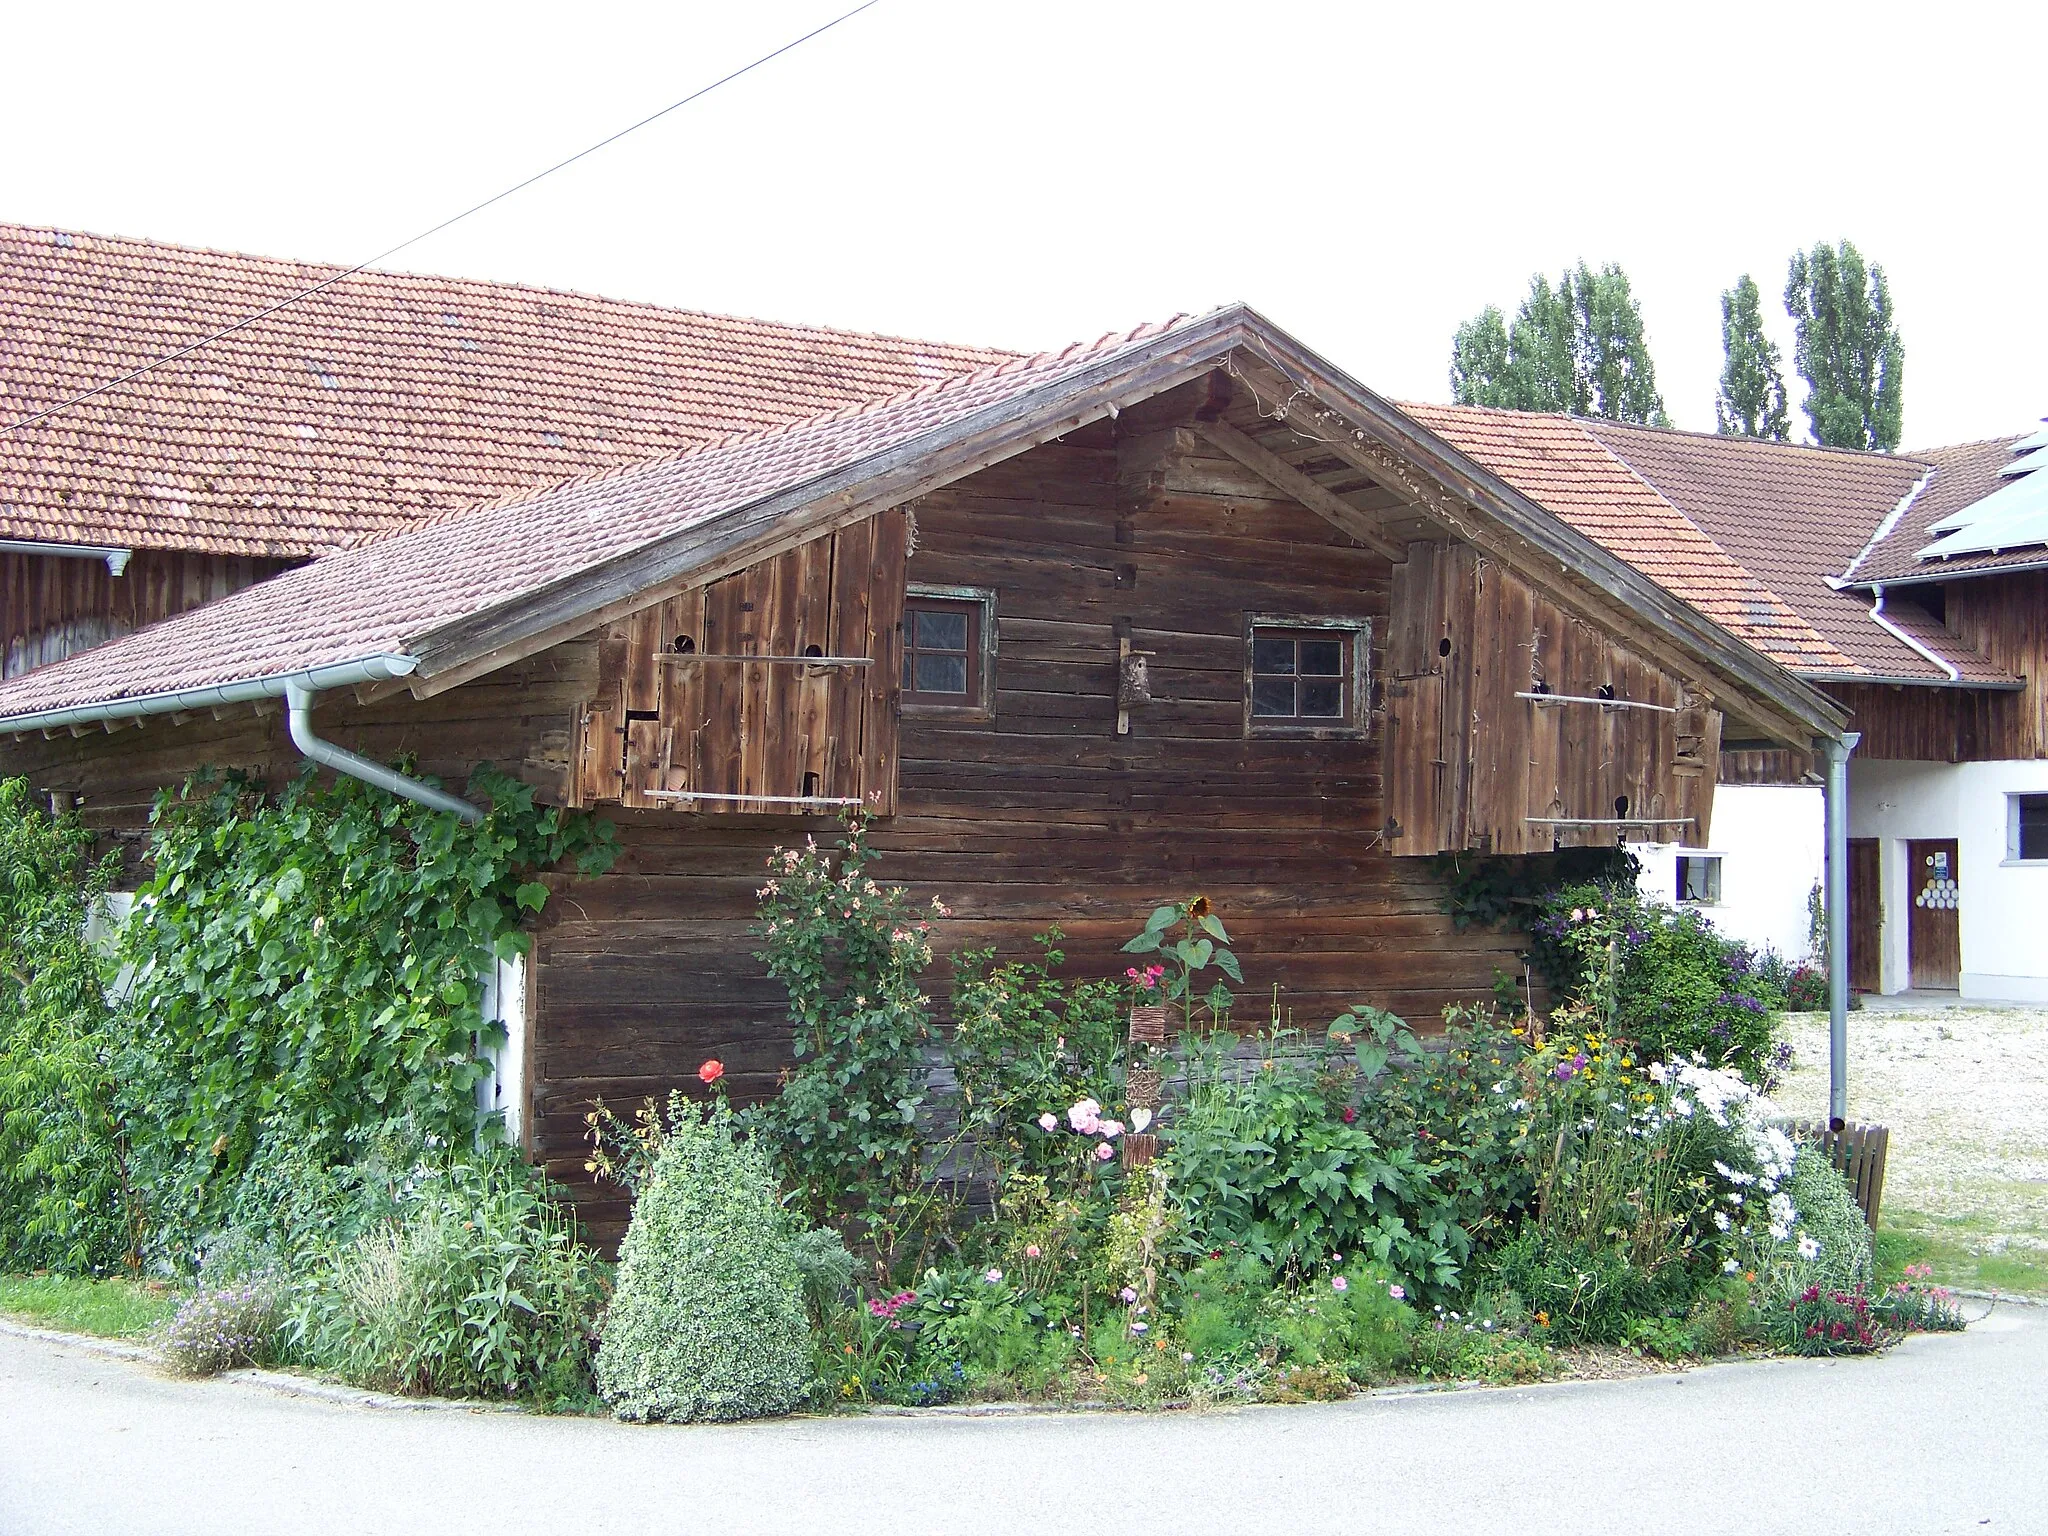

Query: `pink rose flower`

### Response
(1024, 1245, 1041, 1259)
(1094, 1141, 1115, 1161)
(1037, 1112, 1059, 1133)
(1098, 1119, 1124, 1139)
(1068, 1099, 1102, 1134)
(1387, 1284, 1406, 1301)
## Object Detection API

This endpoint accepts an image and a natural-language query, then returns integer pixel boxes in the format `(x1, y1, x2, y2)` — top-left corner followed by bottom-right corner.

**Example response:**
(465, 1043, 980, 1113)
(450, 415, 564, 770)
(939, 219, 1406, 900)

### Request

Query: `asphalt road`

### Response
(3, 1305, 2044, 1536)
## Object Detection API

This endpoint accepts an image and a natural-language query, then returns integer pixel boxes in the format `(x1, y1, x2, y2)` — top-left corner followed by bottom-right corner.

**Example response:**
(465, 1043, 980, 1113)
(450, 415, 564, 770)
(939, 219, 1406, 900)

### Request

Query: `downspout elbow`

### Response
(1869, 586, 1960, 683)
(285, 681, 485, 823)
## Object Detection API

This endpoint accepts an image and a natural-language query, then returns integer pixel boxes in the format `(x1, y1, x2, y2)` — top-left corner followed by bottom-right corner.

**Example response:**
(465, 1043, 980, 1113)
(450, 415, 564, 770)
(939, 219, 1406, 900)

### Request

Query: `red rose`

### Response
(698, 1059, 726, 1085)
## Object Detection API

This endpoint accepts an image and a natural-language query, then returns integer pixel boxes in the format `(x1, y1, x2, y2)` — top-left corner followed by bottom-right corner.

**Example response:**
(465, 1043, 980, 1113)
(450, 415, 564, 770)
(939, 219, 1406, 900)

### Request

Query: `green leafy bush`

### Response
(289, 1148, 603, 1402)
(1167, 1034, 1464, 1296)
(1758, 1146, 1873, 1299)
(0, 779, 138, 1272)
(117, 765, 614, 1250)
(1369, 1005, 1534, 1255)
(751, 819, 941, 1270)
(595, 1099, 812, 1423)
(948, 930, 1126, 1191)
(1529, 883, 1786, 1083)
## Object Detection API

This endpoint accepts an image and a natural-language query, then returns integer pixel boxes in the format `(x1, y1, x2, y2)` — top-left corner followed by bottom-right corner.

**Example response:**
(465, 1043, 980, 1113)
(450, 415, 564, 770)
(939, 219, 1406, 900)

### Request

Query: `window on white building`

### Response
(1676, 854, 1723, 905)
(2011, 794, 2048, 863)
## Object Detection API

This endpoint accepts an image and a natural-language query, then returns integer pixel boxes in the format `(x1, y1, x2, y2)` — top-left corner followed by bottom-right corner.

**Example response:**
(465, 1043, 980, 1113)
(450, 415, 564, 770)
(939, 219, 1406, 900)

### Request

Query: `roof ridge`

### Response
(0, 221, 1026, 362)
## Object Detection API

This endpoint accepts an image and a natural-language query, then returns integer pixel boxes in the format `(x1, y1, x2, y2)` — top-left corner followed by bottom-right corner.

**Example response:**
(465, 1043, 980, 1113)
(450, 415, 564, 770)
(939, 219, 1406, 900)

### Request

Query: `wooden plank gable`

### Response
(568, 509, 907, 814)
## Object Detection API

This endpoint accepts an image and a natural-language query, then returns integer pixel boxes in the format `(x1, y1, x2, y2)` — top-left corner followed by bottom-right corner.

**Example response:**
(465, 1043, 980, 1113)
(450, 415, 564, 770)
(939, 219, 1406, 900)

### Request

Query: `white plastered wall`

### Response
(1629, 783, 1826, 962)
(1850, 757, 2048, 1002)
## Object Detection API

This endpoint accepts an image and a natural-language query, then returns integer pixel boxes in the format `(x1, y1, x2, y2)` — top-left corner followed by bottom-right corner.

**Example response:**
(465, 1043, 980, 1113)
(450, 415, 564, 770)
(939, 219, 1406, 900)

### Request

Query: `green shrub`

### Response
(1369, 1005, 1534, 1256)
(0, 778, 138, 1273)
(157, 1278, 281, 1375)
(1167, 1033, 1465, 1296)
(750, 819, 940, 1271)
(1530, 882, 1785, 1082)
(1486, 1229, 1672, 1344)
(1760, 1146, 1873, 1299)
(947, 929, 1126, 1192)
(290, 1150, 602, 1403)
(595, 1100, 812, 1423)
(119, 767, 615, 1249)
(789, 1225, 857, 1328)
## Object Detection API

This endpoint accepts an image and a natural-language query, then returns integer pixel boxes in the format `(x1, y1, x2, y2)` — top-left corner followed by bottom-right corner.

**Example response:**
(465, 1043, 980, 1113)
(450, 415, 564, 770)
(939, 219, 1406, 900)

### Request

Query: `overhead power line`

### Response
(4, 0, 884, 437)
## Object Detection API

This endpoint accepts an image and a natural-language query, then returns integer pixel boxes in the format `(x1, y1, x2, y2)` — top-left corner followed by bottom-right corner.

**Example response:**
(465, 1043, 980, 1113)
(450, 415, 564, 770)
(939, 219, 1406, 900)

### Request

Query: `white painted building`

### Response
(1630, 783, 1826, 964)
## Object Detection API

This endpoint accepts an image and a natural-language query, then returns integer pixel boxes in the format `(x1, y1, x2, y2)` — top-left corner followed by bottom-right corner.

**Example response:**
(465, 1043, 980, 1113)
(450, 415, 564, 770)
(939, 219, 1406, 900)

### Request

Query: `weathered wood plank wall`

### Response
(2, 549, 288, 679)
(1383, 540, 1718, 854)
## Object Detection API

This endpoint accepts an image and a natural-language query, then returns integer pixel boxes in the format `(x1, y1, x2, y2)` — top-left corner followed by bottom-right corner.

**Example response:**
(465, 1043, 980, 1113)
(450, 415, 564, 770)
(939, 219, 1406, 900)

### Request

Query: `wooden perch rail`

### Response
(653, 652, 872, 667)
(1516, 691, 1678, 713)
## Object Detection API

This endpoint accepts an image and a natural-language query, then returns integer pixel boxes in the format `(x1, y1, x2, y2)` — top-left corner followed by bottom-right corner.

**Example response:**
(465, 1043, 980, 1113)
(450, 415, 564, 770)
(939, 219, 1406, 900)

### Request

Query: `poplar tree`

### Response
(1783, 240, 1905, 451)
(1714, 275, 1790, 440)
(1448, 262, 1667, 424)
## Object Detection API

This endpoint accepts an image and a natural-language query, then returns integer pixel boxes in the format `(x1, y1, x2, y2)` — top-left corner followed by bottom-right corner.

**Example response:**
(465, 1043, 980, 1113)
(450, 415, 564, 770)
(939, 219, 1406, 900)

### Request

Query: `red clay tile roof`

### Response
(0, 320, 1192, 723)
(1842, 435, 2044, 584)
(1408, 404, 2019, 688)
(1402, 403, 1854, 674)
(0, 224, 1017, 558)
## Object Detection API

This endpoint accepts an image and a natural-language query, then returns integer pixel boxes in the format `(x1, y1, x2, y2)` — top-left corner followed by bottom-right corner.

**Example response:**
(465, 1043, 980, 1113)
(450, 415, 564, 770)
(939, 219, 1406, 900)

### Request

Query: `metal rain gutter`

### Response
(0, 653, 485, 822)
(0, 538, 132, 575)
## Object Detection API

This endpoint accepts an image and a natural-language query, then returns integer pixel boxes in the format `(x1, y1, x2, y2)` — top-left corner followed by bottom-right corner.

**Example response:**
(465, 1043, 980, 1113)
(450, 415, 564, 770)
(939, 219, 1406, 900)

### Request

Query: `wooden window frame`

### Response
(1243, 614, 1371, 739)
(902, 584, 996, 722)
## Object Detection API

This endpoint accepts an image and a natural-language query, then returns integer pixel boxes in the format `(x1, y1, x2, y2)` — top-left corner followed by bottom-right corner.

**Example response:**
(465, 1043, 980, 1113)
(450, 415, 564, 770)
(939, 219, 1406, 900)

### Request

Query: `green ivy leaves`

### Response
(110, 764, 616, 1243)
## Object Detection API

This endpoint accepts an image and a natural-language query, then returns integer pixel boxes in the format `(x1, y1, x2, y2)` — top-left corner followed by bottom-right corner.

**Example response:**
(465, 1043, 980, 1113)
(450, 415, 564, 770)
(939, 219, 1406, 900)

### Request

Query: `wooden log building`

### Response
(0, 299, 1851, 1233)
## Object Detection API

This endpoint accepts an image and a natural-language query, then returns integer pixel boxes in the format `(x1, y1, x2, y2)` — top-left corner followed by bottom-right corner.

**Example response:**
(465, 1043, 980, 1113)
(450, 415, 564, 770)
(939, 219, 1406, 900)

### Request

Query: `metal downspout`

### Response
(284, 681, 484, 823)
(1820, 732, 1861, 1129)
(1868, 586, 1961, 683)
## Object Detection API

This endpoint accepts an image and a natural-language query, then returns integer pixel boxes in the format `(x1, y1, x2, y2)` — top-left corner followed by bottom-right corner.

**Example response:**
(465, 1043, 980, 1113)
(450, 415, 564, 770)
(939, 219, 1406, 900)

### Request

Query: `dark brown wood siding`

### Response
(1818, 571, 2048, 764)
(2, 548, 290, 679)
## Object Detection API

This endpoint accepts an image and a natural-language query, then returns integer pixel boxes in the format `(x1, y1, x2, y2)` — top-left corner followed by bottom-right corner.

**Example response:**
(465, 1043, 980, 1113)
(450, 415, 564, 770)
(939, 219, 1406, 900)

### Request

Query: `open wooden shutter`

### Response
(569, 509, 905, 813)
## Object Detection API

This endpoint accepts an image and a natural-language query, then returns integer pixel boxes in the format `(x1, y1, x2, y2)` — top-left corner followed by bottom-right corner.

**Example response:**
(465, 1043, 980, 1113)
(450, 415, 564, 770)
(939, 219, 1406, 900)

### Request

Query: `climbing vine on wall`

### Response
(117, 764, 618, 1240)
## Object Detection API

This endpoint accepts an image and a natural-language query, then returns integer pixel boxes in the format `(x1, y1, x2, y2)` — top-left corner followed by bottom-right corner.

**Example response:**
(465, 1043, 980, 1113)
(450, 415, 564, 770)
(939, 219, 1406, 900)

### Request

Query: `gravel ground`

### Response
(1772, 1003, 2048, 1262)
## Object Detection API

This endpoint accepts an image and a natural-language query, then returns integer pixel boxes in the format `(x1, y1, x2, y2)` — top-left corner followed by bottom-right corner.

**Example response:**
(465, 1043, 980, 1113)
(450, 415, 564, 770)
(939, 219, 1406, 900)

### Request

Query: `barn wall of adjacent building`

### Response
(2, 548, 290, 680)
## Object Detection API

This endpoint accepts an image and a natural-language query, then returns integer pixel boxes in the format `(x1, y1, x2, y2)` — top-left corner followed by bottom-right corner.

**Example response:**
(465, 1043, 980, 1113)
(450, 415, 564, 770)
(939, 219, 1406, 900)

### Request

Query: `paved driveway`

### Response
(3, 1307, 2043, 1536)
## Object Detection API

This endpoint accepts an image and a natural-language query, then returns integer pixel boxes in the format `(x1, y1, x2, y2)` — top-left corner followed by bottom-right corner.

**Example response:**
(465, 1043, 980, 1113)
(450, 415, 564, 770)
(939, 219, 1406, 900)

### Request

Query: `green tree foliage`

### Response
(0, 780, 139, 1271)
(116, 765, 616, 1248)
(595, 1098, 813, 1422)
(1714, 274, 1791, 441)
(1784, 240, 1905, 450)
(1449, 262, 1667, 424)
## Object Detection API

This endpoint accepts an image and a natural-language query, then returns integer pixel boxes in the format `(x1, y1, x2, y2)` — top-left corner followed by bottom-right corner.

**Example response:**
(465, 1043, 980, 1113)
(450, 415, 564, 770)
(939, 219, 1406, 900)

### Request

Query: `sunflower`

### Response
(1187, 894, 1213, 919)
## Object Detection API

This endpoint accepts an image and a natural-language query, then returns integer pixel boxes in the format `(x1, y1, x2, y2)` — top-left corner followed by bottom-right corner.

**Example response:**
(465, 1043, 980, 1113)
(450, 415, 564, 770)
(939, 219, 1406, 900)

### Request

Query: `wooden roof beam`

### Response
(1191, 420, 1403, 561)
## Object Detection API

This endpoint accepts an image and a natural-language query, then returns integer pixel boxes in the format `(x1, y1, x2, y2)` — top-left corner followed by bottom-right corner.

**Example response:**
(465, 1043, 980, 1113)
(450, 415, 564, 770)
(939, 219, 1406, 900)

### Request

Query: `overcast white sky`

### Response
(5, 0, 2041, 449)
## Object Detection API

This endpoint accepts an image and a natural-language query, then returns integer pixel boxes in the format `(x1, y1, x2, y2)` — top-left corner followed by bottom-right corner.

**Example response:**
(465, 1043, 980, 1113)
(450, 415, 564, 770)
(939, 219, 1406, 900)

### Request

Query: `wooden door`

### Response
(1848, 838, 1881, 993)
(1906, 838, 1961, 990)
